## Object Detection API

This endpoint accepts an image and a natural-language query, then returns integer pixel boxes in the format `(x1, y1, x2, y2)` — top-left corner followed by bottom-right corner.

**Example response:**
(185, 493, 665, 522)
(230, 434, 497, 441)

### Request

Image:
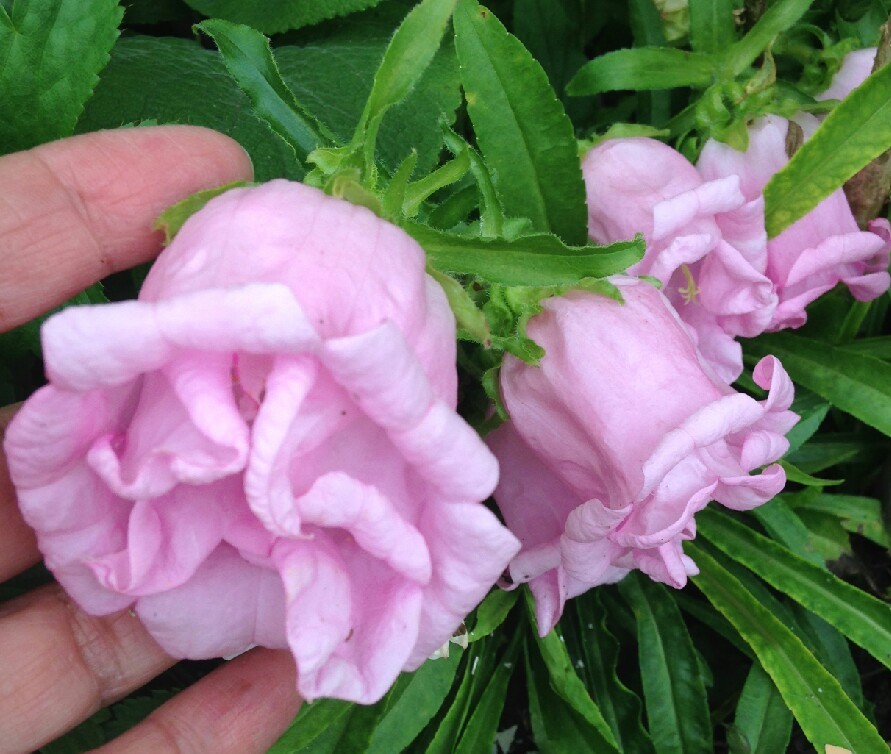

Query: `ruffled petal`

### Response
(42, 284, 319, 391)
(136, 544, 288, 658)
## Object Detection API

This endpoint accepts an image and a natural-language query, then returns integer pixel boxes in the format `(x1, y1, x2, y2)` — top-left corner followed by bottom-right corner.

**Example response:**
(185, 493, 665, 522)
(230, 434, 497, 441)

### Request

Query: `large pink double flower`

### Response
(488, 280, 798, 635)
(4, 181, 520, 703)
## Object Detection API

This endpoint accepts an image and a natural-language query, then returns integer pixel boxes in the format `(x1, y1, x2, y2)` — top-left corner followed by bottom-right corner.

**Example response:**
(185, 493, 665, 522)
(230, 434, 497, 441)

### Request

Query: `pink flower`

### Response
(582, 137, 777, 383)
(817, 48, 877, 102)
(487, 279, 797, 635)
(4, 180, 520, 704)
(698, 114, 891, 330)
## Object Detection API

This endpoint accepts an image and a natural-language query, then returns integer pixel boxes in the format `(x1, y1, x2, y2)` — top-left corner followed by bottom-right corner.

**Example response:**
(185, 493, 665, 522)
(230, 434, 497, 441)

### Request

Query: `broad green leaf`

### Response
(525, 640, 622, 754)
(764, 60, 891, 236)
(565, 593, 655, 754)
(843, 335, 891, 359)
(730, 662, 792, 754)
(154, 182, 253, 245)
(688, 0, 736, 53)
(527, 595, 620, 750)
(469, 588, 518, 643)
(0, 0, 122, 152)
(354, 0, 456, 163)
(77, 36, 298, 181)
(182, 0, 385, 34)
(196, 20, 330, 165)
(406, 222, 643, 286)
(747, 332, 891, 437)
(688, 542, 889, 754)
(567, 48, 718, 96)
(723, 0, 814, 76)
(454, 0, 588, 244)
(698, 509, 891, 671)
(366, 653, 462, 754)
(618, 574, 711, 754)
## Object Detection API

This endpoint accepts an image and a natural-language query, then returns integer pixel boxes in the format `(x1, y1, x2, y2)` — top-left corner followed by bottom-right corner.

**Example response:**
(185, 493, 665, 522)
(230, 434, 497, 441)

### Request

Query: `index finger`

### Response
(0, 126, 254, 331)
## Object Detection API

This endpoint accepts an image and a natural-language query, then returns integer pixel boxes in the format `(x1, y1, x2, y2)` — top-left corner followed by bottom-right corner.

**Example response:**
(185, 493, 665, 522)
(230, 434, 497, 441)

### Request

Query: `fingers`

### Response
(0, 584, 174, 754)
(0, 126, 253, 331)
(95, 649, 302, 754)
(0, 403, 39, 582)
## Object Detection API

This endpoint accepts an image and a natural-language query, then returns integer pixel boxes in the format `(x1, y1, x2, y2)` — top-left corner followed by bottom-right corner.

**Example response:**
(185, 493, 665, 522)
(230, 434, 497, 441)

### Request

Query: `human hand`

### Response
(0, 127, 302, 754)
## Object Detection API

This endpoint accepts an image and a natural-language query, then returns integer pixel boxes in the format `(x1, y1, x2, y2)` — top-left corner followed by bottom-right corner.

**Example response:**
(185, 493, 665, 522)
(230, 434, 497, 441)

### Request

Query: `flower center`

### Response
(677, 264, 700, 305)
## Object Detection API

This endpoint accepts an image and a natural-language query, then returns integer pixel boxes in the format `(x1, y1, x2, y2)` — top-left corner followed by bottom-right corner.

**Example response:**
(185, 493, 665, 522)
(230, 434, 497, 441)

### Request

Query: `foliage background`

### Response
(1, 0, 890, 752)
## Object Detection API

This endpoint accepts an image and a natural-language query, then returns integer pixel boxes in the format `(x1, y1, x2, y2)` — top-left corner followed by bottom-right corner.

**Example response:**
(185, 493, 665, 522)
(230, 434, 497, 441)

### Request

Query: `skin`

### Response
(0, 127, 303, 754)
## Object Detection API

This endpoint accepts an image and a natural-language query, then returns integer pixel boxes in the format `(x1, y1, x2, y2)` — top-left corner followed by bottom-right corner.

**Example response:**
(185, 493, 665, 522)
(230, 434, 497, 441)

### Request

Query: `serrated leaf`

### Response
(407, 222, 643, 286)
(722, 0, 814, 76)
(354, 0, 456, 163)
(276, 15, 461, 176)
(195, 20, 329, 166)
(688, 541, 889, 754)
(731, 662, 792, 754)
(698, 508, 891, 671)
(689, 0, 737, 53)
(747, 332, 891, 437)
(182, 0, 385, 34)
(0, 0, 123, 152)
(454, 0, 588, 244)
(764, 60, 891, 236)
(567, 48, 718, 96)
(618, 574, 711, 754)
(77, 36, 298, 181)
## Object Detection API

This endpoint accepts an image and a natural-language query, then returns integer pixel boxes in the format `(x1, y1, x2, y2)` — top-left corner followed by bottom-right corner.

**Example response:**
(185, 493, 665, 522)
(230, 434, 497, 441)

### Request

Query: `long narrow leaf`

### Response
(567, 48, 718, 95)
(723, 0, 814, 75)
(618, 575, 711, 754)
(688, 542, 889, 754)
(196, 20, 329, 164)
(698, 509, 891, 671)
(730, 662, 792, 754)
(688, 0, 736, 53)
(764, 58, 891, 236)
(454, 0, 588, 243)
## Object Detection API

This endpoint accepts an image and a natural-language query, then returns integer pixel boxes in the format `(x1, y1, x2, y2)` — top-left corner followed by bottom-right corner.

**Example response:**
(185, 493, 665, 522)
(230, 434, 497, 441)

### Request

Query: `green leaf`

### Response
(567, 48, 718, 96)
(403, 151, 471, 216)
(469, 588, 518, 643)
(366, 653, 462, 754)
(154, 182, 253, 245)
(843, 335, 891, 359)
(564, 593, 655, 754)
(784, 396, 829, 454)
(0, 0, 122, 152)
(698, 508, 891, 671)
(77, 36, 298, 181)
(688, 541, 889, 754)
(454, 0, 588, 244)
(453, 631, 520, 753)
(268, 699, 353, 753)
(182, 0, 386, 34)
(785, 491, 891, 549)
(527, 595, 620, 750)
(747, 332, 891, 437)
(730, 662, 792, 754)
(764, 60, 891, 236)
(406, 222, 643, 286)
(354, 0, 456, 164)
(779, 459, 842, 487)
(688, 0, 736, 53)
(618, 574, 711, 754)
(753, 496, 826, 565)
(276, 13, 461, 176)
(195, 20, 329, 165)
(723, 0, 814, 76)
(525, 639, 622, 754)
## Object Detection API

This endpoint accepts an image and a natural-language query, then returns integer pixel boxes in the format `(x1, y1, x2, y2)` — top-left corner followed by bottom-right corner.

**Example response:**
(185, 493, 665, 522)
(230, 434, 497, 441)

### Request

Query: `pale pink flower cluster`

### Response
(4, 181, 521, 704)
(487, 51, 888, 634)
